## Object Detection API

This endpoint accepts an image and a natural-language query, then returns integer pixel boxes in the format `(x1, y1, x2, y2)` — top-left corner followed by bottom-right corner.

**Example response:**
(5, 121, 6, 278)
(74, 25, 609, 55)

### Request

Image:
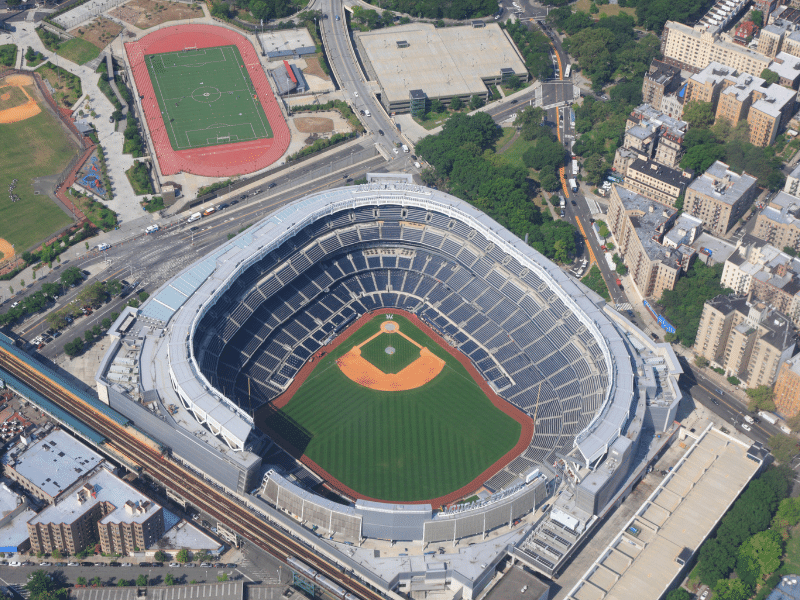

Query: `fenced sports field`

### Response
(260, 314, 524, 503)
(145, 44, 273, 151)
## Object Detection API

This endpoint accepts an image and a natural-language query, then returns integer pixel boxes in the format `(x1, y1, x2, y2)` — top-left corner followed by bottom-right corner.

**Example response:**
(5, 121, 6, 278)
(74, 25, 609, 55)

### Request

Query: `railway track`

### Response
(0, 347, 383, 600)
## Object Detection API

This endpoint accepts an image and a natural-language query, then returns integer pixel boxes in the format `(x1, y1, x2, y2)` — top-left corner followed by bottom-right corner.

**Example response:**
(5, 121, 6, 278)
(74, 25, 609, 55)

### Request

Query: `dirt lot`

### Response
(109, 0, 204, 29)
(303, 55, 330, 81)
(70, 17, 123, 50)
(295, 116, 335, 133)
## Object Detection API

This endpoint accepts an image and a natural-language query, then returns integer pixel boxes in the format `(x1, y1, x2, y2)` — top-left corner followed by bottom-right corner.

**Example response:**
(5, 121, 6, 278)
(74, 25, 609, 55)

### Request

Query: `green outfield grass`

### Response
(145, 45, 273, 151)
(263, 314, 522, 502)
(0, 92, 77, 252)
(359, 328, 420, 374)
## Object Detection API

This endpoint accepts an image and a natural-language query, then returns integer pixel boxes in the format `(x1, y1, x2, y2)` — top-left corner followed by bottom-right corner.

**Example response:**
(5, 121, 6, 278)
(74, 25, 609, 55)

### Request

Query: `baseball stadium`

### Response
(97, 175, 682, 589)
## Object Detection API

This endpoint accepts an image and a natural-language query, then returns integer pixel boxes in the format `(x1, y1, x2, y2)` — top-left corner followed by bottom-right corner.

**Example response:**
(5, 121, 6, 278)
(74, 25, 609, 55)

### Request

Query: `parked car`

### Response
(121, 562, 132, 567)
(139, 562, 151, 567)
(81, 562, 93, 567)
(67, 562, 79, 567)
(108, 562, 120, 567)
(227, 563, 237, 569)
(9, 561, 20, 567)
(200, 563, 213, 568)
(268, 182, 276, 189)
(742, 423, 752, 431)
(169, 562, 180, 568)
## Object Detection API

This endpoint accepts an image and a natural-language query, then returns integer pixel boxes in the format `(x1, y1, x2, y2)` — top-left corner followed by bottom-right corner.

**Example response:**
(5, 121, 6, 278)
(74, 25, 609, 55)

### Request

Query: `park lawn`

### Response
(414, 110, 450, 130)
(494, 127, 516, 151)
(0, 103, 77, 252)
(260, 314, 521, 501)
(575, 0, 636, 17)
(35, 63, 82, 107)
(499, 134, 533, 170)
(55, 37, 101, 65)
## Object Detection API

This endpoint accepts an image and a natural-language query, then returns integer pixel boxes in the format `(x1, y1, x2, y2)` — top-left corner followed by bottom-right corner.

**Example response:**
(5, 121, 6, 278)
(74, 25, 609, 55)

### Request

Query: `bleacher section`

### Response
(195, 207, 610, 475)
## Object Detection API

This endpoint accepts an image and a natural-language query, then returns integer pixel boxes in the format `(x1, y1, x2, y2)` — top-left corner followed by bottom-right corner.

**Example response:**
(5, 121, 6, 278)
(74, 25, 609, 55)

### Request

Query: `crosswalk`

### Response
(9, 583, 30, 599)
(238, 558, 280, 583)
(615, 303, 633, 312)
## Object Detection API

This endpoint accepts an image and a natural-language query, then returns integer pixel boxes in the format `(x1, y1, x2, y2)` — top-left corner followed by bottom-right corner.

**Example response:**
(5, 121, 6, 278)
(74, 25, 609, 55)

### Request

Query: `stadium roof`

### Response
(138, 177, 635, 469)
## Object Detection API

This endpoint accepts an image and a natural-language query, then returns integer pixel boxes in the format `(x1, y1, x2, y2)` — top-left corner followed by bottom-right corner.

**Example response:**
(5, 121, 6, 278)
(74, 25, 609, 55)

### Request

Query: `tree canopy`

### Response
(416, 112, 577, 263)
(659, 261, 731, 346)
(362, 0, 497, 19)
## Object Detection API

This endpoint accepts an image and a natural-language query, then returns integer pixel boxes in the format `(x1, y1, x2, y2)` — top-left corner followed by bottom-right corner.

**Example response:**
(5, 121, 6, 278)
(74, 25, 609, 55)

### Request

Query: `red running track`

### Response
(265, 309, 535, 508)
(124, 25, 290, 177)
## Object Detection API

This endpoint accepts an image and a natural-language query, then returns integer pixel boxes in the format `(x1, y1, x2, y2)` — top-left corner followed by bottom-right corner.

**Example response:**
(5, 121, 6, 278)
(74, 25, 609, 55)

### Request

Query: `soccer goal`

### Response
(183, 45, 198, 52)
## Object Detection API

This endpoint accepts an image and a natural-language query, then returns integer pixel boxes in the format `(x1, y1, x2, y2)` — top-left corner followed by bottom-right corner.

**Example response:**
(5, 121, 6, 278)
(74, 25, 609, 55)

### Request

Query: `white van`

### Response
(145, 225, 159, 234)
(187, 212, 202, 223)
(401, 144, 409, 153)
(364, 109, 371, 117)
(97, 243, 110, 251)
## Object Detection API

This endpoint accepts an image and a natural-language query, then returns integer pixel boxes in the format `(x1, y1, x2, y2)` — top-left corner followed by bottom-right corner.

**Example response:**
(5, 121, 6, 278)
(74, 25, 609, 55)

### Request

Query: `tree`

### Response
(90, 577, 102, 588)
(218, 573, 229, 582)
(746, 386, 775, 412)
(727, 376, 741, 386)
(51, 548, 61, 559)
(176, 548, 190, 563)
(695, 355, 709, 368)
(60, 266, 83, 288)
(77, 577, 87, 587)
(682, 101, 716, 129)
(713, 578, 751, 600)
(773, 497, 800, 530)
(469, 94, 484, 110)
(761, 68, 780, 85)
(769, 434, 799, 464)
(666, 589, 692, 600)
(85, 330, 95, 343)
(117, 579, 128, 587)
(506, 74, 521, 90)
(102, 317, 112, 329)
(738, 529, 783, 581)
(449, 96, 463, 111)
(589, 2, 599, 13)
(136, 574, 147, 587)
(26, 571, 54, 597)
(138, 291, 149, 302)
(164, 574, 175, 586)
(582, 154, 606, 186)
(430, 98, 445, 114)
(540, 171, 561, 191)
(154, 550, 167, 562)
(750, 9, 763, 27)
(787, 412, 800, 432)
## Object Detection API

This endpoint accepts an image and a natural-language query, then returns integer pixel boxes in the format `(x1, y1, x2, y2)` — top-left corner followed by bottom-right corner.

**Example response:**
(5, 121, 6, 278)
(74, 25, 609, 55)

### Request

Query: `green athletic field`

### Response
(261, 314, 522, 502)
(144, 45, 273, 151)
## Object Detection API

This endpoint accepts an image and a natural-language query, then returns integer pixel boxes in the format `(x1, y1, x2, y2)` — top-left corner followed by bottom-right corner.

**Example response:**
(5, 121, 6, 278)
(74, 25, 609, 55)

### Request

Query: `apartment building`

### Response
(626, 104, 688, 168)
(1, 428, 104, 504)
(27, 467, 163, 556)
(774, 354, 800, 416)
(767, 52, 800, 89)
(757, 20, 793, 58)
(782, 29, 800, 58)
(721, 234, 800, 326)
(642, 60, 682, 110)
(694, 295, 796, 388)
(754, 0, 778, 23)
(754, 190, 800, 252)
(660, 87, 686, 119)
(684, 161, 759, 237)
(607, 186, 696, 299)
(661, 21, 772, 75)
(622, 158, 693, 207)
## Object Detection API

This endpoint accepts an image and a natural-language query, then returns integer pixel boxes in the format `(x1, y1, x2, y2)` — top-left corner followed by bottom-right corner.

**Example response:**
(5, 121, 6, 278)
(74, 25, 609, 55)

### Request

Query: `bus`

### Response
(564, 64, 571, 79)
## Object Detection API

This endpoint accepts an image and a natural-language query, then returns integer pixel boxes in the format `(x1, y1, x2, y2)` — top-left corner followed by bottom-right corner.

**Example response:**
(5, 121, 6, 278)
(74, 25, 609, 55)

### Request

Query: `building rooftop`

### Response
(356, 23, 527, 104)
(763, 20, 794, 36)
(256, 28, 315, 54)
(759, 191, 800, 229)
(767, 576, 800, 600)
(2, 429, 103, 499)
(751, 81, 797, 118)
(628, 158, 692, 188)
(663, 214, 704, 248)
(768, 52, 800, 81)
(566, 426, 762, 600)
(688, 161, 757, 206)
(690, 61, 737, 86)
(646, 60, 680, 85)
(615, 186, 680, 266)
(159, 519, 221, 551)
(29, 467, 161, 529)
(720, 71, 765, 102)
(666, 21, 772, 66)
(0, 482, 33, 552)
(630, 104, 688, 138)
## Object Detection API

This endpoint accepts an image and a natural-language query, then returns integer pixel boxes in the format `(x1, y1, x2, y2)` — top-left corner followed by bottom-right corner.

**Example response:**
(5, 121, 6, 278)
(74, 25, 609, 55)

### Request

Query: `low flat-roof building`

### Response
(1, 428, 104, 504)
(684, 161, 758, 237)
(28, 467, 163, 556)
(768, 52, 800, 89)
(355, 23, 528, 114)
(257, 28, 316, 61)
(0, 482, 32, 553)
(607, 186, 695, 299)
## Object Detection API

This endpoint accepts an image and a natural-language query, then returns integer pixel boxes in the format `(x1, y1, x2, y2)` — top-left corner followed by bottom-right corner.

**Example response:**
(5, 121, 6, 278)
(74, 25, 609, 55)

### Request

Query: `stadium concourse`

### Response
(96, 174, 683, 597)
(124, 24, 290, 177)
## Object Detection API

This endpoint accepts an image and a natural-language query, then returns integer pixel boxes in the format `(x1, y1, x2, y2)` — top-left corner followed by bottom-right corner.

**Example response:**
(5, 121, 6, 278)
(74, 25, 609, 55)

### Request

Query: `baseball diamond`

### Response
(257, 313, 526, 503)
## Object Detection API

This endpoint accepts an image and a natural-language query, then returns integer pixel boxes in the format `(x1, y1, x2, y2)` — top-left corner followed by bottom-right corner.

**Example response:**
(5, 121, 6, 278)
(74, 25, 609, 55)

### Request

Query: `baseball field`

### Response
(145, 44, 273, 151)
(262, 314, 523, 502)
